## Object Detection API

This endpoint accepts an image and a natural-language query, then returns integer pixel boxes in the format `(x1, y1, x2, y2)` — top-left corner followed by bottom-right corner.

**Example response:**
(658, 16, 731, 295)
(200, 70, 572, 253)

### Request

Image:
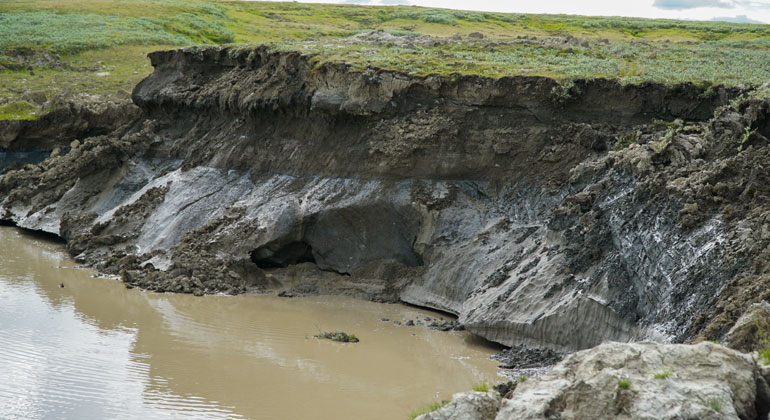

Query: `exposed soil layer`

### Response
(1, 45, 768, 352)
(0, 93, 139, 153)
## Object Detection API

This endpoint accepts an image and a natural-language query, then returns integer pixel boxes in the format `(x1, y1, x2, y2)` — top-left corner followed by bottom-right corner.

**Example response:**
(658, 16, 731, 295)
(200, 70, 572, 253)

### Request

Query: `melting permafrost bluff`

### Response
(0, 226, 500, 420)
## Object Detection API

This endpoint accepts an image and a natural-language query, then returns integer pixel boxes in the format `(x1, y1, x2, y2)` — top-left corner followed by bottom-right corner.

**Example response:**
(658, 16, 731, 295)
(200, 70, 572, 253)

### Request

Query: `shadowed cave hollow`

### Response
(249, 205, 425, 275)
(250, 241, 316, 268)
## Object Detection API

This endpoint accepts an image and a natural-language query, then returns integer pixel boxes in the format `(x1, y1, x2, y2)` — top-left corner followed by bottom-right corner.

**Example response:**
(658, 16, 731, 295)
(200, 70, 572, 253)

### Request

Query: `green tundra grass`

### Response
(2, 0, 770, 119)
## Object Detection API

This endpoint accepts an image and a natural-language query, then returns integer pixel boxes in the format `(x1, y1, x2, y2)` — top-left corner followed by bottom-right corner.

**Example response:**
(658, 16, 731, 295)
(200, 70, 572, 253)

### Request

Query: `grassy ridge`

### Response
(228, 3, 770, 42)
(2, 0, 770, 119)
(283, 37, 770, 85)
(0, 0, 236, 53)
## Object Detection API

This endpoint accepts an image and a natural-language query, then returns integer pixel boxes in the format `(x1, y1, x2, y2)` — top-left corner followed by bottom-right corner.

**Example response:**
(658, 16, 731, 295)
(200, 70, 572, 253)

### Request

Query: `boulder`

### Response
(416, 391, 500, 420)
(496, 342, 768, 420)
(727, 301, 770, 353)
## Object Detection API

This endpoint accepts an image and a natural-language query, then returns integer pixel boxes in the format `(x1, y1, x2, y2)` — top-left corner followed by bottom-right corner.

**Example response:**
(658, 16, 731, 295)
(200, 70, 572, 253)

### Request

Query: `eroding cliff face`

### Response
(2, 46, 768, 352)
(0, 94, 139, 153)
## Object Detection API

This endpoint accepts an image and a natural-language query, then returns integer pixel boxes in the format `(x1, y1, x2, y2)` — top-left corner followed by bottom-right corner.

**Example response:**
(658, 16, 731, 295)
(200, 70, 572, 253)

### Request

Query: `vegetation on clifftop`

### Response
(0, 100, 37, 120)
(3, 0, 770, 119)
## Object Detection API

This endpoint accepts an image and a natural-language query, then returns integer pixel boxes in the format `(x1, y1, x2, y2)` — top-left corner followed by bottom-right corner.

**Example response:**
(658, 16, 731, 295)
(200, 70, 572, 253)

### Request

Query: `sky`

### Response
(258, 0, 770, 24)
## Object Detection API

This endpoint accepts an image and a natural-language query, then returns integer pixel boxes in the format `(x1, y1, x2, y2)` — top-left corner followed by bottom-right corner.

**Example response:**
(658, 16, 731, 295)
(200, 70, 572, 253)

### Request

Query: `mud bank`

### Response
(1, 45, 769, 353)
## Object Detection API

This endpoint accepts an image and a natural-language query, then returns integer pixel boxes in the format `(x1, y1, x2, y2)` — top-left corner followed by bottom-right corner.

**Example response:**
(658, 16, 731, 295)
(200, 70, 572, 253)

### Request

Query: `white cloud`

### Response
(712, 13, 767, 22)
(653, 0, 736, 10)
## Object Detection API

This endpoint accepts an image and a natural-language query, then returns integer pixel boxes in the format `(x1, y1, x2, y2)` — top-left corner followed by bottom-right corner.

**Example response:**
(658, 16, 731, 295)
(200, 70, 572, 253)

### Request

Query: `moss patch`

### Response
(0, 100, 37, 120)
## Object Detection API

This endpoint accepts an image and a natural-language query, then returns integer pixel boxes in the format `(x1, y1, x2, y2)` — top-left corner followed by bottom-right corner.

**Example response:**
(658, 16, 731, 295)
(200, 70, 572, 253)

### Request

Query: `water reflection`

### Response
(0, 226, 500, 420)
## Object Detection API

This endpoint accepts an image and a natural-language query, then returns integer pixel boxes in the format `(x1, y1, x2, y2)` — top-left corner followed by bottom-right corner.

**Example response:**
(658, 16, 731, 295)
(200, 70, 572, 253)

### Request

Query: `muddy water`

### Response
(0, 226, 501, 420)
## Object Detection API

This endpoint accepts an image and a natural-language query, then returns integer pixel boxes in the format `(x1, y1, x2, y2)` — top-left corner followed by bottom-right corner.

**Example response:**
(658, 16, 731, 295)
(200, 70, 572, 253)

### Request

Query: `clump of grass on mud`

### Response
(407, 400, 448, 420)
(314, 331, 360, 343)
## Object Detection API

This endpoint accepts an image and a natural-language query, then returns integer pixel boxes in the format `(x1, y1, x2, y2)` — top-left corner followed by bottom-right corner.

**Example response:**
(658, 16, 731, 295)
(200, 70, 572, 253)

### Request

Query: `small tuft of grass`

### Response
(761, 346, 770, 365)
(653, 369, 672, 380)
(613, 132, 636, 151)
(706, 397, 722, 412)
(314, 331, 360, 343)
(617, 379, 632, 390)
(407, 400, 448, 420)
(759, 334, 770, 365)
(0, 100, 37, 120)
(738, 126, 753, 152)
(754, 319, 770, 365)
(518, 375, 527, 382)
(472, 382, 489, 392)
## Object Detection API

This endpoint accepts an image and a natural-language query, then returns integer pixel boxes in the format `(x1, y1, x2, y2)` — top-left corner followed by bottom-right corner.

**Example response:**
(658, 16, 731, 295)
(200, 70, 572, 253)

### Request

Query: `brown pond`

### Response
(0, 226, 501, 420)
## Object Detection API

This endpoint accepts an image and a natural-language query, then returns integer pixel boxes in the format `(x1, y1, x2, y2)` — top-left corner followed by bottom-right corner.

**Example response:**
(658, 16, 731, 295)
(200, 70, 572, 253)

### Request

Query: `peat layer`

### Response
(1, 45, 769, 353)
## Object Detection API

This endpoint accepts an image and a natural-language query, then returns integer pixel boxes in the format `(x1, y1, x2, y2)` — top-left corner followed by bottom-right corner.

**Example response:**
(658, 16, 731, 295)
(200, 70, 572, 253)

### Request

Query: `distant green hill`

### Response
(2, 0, 770, 118)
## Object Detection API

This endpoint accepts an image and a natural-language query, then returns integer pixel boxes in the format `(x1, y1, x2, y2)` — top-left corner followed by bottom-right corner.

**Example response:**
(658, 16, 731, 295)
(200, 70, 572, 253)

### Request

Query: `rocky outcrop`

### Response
(728, 302, 770, 353)
(416, 391, 500, 420)
(0, 45, 768, 353)
(430, 342, 770, 420)
(499, 342, 769, 420)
